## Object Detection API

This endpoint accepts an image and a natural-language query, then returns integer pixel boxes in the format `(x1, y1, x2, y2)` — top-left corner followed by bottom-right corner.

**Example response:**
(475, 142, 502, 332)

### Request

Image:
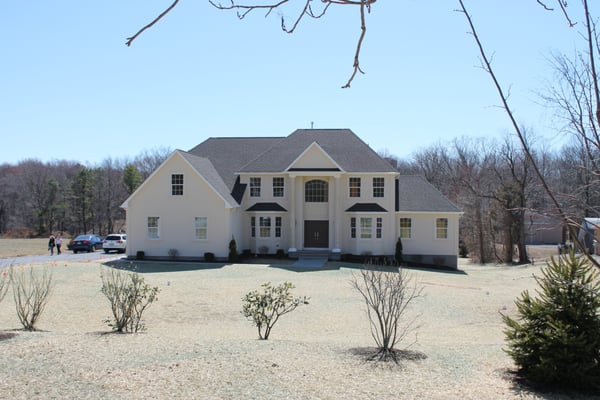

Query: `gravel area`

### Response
(0, 257, 597, 400)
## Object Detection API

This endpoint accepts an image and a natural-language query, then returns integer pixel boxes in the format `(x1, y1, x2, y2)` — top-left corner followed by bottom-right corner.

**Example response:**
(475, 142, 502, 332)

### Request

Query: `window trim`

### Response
(399, 218, 412, 239)
(435, 218, 449, 239)
(194, 216, 208, 240)
(272, 177, 285, 198)
(147, 216, 160, 239)
(373, 177, 385, 198)
(250, 177, 261, 197)
(259, 216, 271, 238)
(350, 217, 356, 239)
(275, 216, 282, 238)
(360, 217, 372, 239)
(376, 217, 383, 239)
(349, 177, 361, 198)
(171, 174, 184, 196)
(305, 179, 328, 203)
(251, 216, 256, 238)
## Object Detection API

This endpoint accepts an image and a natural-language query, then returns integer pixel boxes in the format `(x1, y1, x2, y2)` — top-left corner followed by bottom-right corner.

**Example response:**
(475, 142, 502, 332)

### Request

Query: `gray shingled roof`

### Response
(178, 151, 239, 208)
(188, 137, 283, 190)
(396, 175, 462, 213)
(238, 129, 398, 173)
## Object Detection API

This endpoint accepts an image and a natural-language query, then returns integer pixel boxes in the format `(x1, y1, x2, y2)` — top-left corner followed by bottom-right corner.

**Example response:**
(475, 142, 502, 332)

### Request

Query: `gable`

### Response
(121, 150, 238, 209)
(287, 142, 341, 171)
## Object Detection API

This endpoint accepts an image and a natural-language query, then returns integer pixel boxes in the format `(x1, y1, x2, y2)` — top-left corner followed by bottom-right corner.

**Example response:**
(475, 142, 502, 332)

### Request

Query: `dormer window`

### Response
(171, 174, 183, 195)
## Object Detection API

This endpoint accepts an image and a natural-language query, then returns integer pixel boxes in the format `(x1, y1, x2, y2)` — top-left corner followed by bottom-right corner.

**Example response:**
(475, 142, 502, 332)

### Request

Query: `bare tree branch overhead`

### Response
(126, 0, 180, 47)
(126, 0, 375, 88)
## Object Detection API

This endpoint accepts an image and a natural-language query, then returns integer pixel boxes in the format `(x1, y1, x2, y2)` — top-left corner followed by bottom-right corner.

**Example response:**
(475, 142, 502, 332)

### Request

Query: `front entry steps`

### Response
(289, 249, 340, 268)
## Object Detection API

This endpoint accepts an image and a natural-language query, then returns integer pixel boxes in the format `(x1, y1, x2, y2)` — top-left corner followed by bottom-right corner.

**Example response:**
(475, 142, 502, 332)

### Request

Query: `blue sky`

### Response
(0, 1, 593, 165)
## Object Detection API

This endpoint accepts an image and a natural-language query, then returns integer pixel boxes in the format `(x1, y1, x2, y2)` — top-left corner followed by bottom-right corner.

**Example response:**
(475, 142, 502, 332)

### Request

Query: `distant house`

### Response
(525, 212, 563, 245)
(121, 129, 462, 268)
(578, 218, 600, 254)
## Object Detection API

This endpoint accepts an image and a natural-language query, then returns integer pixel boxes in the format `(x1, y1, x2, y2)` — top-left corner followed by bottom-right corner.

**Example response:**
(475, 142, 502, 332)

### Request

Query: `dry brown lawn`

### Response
(0, 241, 593, 400)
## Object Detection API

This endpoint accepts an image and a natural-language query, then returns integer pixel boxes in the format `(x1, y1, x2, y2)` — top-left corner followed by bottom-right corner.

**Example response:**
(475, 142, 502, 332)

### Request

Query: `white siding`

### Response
(125, 154, 234, 259)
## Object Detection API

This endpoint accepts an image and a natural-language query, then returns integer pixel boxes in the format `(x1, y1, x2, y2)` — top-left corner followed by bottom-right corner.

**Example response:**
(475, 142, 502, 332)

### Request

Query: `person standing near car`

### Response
(55, 233, 63, 255)
(48, 234, 56, 256)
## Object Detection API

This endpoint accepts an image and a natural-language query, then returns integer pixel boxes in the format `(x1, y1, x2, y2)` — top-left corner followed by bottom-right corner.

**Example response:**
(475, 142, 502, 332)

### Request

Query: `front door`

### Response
(304, 220, 329, 248)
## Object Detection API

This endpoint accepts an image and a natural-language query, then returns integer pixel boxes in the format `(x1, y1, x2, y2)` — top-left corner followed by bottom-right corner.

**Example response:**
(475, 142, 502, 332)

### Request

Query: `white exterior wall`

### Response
(239, 174, 291, 254)
(396, 212, 460, 256)
(125, 154, 234, 259)
(338, 173, 397, 255)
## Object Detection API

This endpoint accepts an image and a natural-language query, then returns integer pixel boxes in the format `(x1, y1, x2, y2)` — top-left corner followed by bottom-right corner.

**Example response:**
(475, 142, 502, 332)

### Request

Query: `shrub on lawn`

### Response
(351, 264, 423, 362)
(503, 252, 600, 390)
(101, 268, 159, 333)
(242, 282, 309, 340)
(11, 266, 53, 331)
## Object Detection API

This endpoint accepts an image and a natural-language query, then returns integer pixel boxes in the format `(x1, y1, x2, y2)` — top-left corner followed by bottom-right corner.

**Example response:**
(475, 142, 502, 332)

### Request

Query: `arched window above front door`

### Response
(305, 179, 328, 202)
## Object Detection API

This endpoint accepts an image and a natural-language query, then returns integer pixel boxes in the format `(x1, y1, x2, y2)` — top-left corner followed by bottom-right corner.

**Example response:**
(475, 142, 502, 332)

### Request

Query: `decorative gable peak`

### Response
(286, 142, 342, 172)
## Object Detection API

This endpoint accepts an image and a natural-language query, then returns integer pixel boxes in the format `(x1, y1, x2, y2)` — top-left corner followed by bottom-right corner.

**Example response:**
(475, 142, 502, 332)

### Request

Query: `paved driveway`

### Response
(0, 252, 124, 269)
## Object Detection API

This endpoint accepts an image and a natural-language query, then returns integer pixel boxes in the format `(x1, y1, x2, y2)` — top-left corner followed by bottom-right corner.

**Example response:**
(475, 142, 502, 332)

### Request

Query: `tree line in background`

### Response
(0, 147, 171, 239)
(1, 123, 596, 265)
(386, 128, 598, 265)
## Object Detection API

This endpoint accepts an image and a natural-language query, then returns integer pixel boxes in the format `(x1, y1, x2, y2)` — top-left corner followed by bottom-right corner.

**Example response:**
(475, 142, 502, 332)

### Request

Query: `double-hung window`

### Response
(250, 177, 261, 197)
(194, 217, 207, 240)
(350, 217, 357, 238)
(147, 217, 160, 239)
(349, 177, 361, 198)
(360, 217, 372, 239)
(259, 217, 271, 238)
(171, 174, 183, 195)
(273, 177, 284, 197)
(436, 218, 449, 239)
(400, 218, 412, 239)
(251, 217, 256, 238)
(373, 177, 384, 198)
(376, 217, 383, 239)
(275, 216, 282, 238)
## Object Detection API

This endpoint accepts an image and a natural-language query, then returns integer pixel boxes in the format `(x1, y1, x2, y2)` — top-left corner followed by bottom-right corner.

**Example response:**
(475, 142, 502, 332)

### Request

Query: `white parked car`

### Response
(102, 234, 127, 253)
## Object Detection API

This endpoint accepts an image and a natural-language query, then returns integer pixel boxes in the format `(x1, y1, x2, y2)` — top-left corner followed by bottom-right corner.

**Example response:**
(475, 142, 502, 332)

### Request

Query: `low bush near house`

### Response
(242, 282, 309, 340)
(228, 237, 238, 262)
(101, 268, 159, 333)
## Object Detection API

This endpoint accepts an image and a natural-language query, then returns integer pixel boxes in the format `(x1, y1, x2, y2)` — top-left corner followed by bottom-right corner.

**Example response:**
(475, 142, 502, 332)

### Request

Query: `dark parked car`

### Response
(70, 234, 103, 253)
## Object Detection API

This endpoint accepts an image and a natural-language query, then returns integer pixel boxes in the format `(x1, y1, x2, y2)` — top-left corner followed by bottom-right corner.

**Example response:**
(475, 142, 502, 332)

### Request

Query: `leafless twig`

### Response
(127, 0, 375, 88)
(126, 0, 180, 47)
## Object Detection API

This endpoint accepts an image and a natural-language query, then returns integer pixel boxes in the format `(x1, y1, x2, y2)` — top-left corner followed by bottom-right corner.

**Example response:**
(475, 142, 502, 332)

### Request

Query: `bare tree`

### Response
(351, 264, 423, 362)
(126, 0, 376, 88)
(457, 0, 600, 269)
(11, 267, 53, 331)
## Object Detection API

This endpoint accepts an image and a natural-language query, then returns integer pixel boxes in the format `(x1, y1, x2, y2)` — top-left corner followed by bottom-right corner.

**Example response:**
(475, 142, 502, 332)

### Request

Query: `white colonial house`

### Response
(121, 129, 462, 268)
